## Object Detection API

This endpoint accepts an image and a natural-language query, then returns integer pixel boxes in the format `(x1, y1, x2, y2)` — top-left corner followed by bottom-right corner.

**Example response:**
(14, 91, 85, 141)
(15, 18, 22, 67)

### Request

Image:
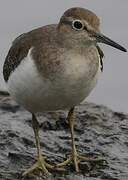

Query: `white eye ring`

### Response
(72, 20, 84, 31)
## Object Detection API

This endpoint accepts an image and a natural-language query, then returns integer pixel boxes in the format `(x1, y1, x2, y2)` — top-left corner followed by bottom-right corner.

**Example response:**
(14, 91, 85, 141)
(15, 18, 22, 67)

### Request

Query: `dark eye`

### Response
(72, 20, 83, 31)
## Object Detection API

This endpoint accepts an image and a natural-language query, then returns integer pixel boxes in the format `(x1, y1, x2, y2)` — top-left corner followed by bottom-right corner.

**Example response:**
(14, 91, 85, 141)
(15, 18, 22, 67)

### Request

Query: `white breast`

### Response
(7, 48, 100, 113)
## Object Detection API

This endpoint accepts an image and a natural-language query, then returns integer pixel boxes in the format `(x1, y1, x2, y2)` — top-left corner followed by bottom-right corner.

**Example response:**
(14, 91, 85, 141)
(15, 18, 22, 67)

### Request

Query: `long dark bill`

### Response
(95, 33, 127, 52)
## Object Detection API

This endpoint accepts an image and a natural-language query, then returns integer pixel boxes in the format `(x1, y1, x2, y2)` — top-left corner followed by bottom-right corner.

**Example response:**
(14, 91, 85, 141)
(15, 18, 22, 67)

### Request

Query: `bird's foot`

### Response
(22, 155, 65, 177)
(22, 155, 50, 177)
(55, 152, 105, 172)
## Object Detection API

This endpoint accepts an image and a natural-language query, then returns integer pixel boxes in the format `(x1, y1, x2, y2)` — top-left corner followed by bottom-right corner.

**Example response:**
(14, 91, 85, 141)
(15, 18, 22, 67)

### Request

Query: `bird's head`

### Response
(58, 7, 127, 52)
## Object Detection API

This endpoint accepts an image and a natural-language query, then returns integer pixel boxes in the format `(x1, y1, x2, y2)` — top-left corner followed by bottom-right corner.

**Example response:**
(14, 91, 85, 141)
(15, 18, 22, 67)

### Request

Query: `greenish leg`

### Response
(55, 108, 104, 171)
(68, 107, 79, 172)
(22, 114, 51, 177)
(55, 107, 79, 171)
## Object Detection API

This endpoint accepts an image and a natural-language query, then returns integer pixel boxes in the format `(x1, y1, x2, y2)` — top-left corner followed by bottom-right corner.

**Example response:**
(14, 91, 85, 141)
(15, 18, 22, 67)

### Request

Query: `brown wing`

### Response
(3, 25, 57, 82)
(96, 45, 104, 72)
(3, 33, 31, 82)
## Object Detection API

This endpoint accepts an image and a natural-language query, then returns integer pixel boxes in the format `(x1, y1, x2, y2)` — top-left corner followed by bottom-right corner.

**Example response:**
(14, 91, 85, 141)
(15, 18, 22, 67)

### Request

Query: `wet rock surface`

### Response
(0, 92, 128, 180)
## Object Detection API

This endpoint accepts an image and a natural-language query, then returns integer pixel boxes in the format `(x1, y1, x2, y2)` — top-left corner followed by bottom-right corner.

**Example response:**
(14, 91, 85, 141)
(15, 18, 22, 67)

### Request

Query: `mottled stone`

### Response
(0, 91, 128, 180)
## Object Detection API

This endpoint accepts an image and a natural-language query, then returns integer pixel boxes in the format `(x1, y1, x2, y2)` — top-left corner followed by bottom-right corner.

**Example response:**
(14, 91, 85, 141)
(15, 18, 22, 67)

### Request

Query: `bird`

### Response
(3, 7, 127, 176)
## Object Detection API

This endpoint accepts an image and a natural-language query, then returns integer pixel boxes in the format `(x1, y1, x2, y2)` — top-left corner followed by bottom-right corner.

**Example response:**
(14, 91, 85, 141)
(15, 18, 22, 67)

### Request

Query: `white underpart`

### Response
(7, 48, 100, 113)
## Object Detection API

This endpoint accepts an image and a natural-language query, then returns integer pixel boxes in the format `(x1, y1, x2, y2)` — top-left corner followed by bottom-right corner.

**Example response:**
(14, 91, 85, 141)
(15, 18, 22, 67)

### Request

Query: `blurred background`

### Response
(0, 0, 127, 112)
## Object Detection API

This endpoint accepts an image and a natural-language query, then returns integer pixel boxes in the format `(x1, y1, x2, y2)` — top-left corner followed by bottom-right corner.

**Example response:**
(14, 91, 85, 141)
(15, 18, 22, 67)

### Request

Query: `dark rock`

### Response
(0, 91, 128, 180)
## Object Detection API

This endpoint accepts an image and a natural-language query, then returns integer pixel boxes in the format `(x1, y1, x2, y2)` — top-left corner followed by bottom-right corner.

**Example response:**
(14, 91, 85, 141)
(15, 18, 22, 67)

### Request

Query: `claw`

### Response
(52, 153, 105, 172)
(22, 157, 51, 177)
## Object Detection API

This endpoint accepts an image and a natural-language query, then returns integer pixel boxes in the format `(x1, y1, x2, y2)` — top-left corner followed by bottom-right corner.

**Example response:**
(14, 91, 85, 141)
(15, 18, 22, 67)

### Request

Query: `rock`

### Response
(0, 91, 128, 180)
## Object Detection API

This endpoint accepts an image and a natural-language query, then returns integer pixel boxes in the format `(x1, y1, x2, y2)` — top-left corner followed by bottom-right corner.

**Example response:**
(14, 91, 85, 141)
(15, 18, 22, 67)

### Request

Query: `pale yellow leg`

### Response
(55, 108, 104, 171)
(22, 114, 51, 177)
(55, 107, 79, 171)
(68, 107, 79, 172)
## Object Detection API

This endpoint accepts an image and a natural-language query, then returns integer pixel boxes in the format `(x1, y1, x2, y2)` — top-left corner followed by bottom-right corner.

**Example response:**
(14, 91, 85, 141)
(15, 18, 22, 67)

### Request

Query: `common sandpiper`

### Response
(3, 7, 127, 176)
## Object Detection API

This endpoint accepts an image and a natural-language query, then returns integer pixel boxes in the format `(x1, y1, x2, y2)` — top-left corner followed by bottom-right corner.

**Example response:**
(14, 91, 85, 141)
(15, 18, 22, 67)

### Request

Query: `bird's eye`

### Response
(72, 20, 84, 31)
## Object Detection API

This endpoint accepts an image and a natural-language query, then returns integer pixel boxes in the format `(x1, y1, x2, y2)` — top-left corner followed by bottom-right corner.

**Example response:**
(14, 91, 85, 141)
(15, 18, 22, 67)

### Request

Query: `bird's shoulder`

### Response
(3, 24, 57, 82)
